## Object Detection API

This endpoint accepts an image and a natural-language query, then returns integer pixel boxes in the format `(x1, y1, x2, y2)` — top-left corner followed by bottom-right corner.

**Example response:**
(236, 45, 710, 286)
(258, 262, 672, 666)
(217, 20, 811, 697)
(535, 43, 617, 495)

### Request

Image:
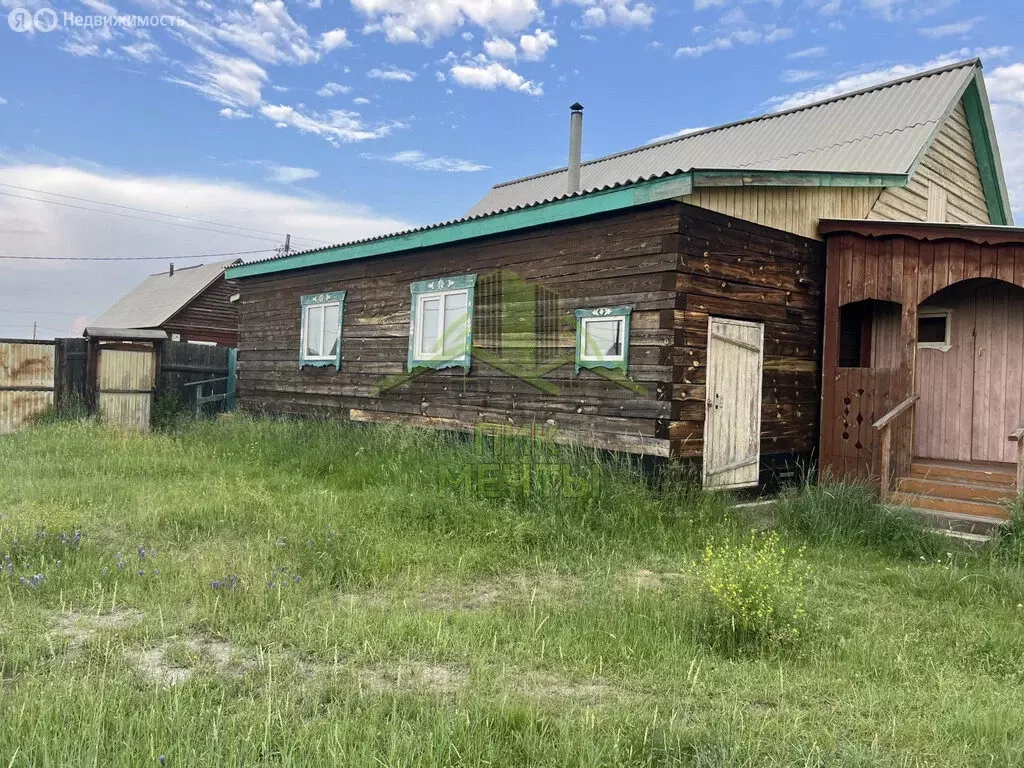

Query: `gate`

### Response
(97, 346, 156, 430)
(0, 340, 56, 434)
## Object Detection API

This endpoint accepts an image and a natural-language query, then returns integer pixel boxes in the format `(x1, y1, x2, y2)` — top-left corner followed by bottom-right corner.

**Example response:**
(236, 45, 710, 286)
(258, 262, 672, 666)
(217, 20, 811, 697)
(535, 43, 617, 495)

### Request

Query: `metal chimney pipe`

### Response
(568, 102, 584, 196)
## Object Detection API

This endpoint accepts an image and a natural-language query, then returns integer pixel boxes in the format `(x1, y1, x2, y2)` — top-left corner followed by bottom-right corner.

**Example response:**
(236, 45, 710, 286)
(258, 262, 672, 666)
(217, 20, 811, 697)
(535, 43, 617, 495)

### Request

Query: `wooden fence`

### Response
(0, 338, 235, 434)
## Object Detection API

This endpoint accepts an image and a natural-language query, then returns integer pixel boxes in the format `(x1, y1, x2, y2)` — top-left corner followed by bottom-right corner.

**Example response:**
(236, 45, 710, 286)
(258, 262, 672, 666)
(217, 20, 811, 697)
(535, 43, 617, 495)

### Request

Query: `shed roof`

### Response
(468, 59, 983, 217)
(92, 259, 239, 330)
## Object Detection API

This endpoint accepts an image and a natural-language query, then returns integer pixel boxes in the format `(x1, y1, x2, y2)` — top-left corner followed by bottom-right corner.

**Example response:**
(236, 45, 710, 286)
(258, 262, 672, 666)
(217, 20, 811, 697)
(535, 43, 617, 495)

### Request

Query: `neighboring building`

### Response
(226, 58, 1013, 498)
(92, 259, 241, 347)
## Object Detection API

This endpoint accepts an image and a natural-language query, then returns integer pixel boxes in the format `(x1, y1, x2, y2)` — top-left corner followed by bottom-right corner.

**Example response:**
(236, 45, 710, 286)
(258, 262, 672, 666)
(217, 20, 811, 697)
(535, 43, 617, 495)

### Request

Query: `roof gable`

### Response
(468, 59, 984, 218)
(92, 259, 240, 330)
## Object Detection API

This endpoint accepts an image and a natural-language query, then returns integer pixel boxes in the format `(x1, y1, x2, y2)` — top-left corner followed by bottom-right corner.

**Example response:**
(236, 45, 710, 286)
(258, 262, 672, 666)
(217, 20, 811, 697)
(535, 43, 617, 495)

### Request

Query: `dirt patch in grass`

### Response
(339, 574, 582, 614)
(357, 661, 469, 695)
(133, 636, 247, 687)
(516, 671, 620, 702)
(53, 608, 145, 650)
(629, 569, 691, 590)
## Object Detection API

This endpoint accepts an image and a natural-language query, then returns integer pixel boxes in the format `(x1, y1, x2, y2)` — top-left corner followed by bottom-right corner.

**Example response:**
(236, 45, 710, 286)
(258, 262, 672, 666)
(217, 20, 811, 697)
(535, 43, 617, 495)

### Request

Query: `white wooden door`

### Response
(703, 318, 764, 490)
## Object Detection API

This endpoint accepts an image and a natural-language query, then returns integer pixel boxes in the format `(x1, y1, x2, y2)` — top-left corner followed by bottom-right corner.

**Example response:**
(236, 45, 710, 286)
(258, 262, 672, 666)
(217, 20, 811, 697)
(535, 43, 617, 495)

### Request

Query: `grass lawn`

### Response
(3, 418, 1024, 766)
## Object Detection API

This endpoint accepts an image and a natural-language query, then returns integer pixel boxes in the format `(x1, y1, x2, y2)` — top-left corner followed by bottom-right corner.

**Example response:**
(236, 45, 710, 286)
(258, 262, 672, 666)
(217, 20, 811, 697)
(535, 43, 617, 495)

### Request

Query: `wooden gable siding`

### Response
(234, 203, 683, 457)
(669, 203, 826, 471)
(163, 276, 239, 346)
(869, 101, 990, 225)
(682, 186, 879, 241)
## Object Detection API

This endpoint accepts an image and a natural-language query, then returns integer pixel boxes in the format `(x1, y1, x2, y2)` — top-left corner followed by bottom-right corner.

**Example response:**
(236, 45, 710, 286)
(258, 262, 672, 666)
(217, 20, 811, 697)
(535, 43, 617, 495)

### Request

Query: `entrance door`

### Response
(97, 347, 156, 430)
(703, 318, 764, 490)
(914, 281, 1024, 464)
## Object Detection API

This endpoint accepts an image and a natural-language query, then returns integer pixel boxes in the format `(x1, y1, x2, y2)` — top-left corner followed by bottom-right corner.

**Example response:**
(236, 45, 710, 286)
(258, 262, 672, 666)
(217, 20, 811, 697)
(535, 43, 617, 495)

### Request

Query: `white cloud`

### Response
(0, 97, 6, 105)
(353, 96, 371, 105)
(319, 27, 352, 51)
(122, 40, 161, 62)
(648, 126, 709, 143)
(984, 64, 1024, 217)
(675, 37, 732, 58)
(367, 66, 417, 82)
(259, 103, 404, 144)
(788, 45, 827, 59)
(214, 0, 318, 65)
(483, 37, 518, 59)
(919, 16, 984, 38)
(0, 163, 410, 337)
(675, 22, 792, 58)
(462, 31, 474, 40)
(519, 29, 556, 61)
(987, 63, 1024, 107)
(317, 81, 351, 96)
(352, 0, 540, 44)
(367, 150, 490, 172)
(219, 107, 252, 119)
(570, 0, 653, 28)
(449, 60, 543, 95)
(167, 50, 269, 108)
(763, 26, 793, 43)
(780, 69, 821, 83)
(862, 0, 904, 22)
(693, 0, 726, 9)
(264, 164, 320, 183)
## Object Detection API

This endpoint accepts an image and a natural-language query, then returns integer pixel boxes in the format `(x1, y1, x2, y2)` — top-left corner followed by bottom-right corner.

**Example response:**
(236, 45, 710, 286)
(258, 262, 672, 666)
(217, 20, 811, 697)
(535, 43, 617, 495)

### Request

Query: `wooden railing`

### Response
(1008, 418, 1024, 492)
(872, 394, 920, 501)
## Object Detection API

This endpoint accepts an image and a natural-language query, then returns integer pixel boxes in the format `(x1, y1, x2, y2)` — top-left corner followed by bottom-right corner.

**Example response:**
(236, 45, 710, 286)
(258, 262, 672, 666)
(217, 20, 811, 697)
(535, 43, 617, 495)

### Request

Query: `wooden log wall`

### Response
(163, 276, 239, 346)
(668, 204, 826, 479)
(234, 203, 685, 457)
(820, 225, 1024, 482)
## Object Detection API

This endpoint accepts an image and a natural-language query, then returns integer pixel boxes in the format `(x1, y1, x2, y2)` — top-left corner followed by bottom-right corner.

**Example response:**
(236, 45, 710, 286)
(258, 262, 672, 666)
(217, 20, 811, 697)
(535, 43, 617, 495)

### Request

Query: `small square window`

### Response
(408, 275, 477, 370)
(300, 292, 345, 368)
(917, 310, 951, 351)
(575, 307, 632, 373)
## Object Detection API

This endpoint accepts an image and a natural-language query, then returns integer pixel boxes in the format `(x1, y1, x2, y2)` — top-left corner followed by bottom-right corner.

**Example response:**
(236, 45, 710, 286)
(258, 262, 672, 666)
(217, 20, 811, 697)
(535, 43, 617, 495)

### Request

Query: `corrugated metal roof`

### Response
(92, 259, 239, 330)
(467, 59, 979, 218)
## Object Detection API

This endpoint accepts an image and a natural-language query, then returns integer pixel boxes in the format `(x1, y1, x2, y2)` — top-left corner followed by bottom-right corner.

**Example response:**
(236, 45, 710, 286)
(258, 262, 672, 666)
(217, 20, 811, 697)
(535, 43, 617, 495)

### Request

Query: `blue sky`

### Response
(1, 0, 1023, 337)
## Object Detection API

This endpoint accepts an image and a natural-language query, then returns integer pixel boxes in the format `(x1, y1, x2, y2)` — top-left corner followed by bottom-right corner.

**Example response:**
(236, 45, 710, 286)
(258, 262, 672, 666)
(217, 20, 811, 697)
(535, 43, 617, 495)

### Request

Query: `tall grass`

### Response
(2, 418, 1024, 766)
(772, 478, 949, 559)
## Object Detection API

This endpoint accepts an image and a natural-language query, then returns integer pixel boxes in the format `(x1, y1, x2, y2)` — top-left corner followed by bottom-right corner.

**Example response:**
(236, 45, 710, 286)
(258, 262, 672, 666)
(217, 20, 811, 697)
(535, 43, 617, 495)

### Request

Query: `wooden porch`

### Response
(818, 220, 1024, 528)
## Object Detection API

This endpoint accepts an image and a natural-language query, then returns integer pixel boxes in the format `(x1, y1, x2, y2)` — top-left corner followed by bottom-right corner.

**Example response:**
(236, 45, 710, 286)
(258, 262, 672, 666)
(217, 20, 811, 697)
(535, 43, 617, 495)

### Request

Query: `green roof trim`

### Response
(961, 75, 1013, 226)
(226, 169, 909, 280)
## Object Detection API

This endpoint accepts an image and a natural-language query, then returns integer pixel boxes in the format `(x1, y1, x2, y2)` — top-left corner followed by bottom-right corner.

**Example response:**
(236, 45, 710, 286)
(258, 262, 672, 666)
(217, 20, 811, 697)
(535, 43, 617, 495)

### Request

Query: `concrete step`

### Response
(904, 506, 1008, 537)
(889, 490, 1011, 521)
(897, 476, 1016, 504)
(910, 461, 1016, 488)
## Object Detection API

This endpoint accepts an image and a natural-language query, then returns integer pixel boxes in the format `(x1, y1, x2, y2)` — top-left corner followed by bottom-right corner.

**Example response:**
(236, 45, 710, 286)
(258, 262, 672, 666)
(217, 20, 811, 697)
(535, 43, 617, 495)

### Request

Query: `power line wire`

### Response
(0, 182, 331, 246)
(0, 247, 276, 262)
(0, 190, 297, 245)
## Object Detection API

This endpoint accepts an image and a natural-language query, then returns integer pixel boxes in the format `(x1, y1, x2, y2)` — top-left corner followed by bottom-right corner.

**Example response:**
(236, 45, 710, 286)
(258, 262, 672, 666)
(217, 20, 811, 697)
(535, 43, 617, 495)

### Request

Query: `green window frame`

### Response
(408, 274, 477, 371)
(300, 291, 345, 369)
(575, 306, 632, 373)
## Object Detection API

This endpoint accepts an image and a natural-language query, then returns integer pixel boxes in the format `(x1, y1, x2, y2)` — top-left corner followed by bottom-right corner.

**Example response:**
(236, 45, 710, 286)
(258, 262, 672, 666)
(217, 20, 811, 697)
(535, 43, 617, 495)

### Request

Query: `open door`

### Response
(703, 317, 764, 490)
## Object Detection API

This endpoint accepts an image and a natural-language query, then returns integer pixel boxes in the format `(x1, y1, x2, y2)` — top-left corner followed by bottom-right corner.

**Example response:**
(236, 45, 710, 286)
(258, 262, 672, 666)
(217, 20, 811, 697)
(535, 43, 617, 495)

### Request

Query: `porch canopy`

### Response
(817, 218, 1024, 488)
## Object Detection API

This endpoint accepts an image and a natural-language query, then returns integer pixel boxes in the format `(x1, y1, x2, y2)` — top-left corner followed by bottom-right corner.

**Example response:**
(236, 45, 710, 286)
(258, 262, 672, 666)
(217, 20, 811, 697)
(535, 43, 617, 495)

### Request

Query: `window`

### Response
(575, 306, 632, 373)
(408, 275, 477, 370)
(300, 291, 345, 368)
(917, 309, 951, 351)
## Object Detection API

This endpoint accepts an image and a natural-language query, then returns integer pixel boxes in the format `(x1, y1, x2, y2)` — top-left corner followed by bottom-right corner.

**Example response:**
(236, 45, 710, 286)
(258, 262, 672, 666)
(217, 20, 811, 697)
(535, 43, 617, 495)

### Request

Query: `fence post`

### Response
(227, 348, 238, 411)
